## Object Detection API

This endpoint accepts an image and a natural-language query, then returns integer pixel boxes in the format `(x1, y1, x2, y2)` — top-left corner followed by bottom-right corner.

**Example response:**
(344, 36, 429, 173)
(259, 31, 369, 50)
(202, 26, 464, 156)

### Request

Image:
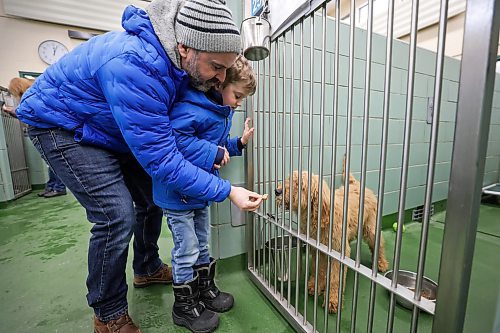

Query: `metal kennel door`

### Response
(1, 112, 31, 198)
(245, 0, 499, 332)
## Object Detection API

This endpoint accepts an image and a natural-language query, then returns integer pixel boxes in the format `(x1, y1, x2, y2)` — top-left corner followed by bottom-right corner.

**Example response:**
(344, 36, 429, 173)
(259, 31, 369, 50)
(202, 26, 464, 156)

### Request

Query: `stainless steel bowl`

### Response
(384, 270, 438, 310)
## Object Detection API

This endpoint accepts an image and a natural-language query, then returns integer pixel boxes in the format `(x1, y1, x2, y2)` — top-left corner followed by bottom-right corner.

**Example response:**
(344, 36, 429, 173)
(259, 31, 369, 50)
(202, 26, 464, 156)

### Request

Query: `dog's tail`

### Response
(342, 154, 357, 184)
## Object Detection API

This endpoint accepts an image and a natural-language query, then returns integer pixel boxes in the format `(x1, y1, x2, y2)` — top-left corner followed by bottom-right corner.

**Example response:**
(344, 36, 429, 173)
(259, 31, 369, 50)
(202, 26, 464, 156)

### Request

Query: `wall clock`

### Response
(38, 40, 69, 65)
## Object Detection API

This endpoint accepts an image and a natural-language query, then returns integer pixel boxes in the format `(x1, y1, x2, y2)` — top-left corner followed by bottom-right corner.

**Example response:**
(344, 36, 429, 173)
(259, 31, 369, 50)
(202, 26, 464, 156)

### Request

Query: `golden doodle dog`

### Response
(275, 162, 389, 313)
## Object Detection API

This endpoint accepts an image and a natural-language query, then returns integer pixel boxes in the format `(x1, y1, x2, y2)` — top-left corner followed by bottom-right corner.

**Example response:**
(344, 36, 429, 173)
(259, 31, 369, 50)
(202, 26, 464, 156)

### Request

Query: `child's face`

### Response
(219, 82, 248, 109)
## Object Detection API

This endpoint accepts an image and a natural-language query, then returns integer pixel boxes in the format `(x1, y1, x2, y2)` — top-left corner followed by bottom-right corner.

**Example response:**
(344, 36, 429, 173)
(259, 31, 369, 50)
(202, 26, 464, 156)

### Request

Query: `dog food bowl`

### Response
(384, 270, 437, 311)
(264, 236, 304, 283)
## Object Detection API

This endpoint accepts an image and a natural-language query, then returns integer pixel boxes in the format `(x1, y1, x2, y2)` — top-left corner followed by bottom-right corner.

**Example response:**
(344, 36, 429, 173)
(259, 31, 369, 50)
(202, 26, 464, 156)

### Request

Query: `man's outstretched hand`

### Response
(229, 186, 263, 211)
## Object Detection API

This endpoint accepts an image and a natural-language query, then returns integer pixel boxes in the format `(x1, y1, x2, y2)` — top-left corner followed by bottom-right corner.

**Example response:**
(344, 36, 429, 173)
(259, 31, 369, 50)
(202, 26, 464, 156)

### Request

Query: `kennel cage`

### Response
(0, 87, 31, 199)
(245, 0, 500, 332)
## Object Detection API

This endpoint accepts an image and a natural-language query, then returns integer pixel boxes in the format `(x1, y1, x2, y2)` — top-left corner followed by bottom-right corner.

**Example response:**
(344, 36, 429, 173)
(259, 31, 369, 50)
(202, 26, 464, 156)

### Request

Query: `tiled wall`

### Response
(208, 1, 249, 259)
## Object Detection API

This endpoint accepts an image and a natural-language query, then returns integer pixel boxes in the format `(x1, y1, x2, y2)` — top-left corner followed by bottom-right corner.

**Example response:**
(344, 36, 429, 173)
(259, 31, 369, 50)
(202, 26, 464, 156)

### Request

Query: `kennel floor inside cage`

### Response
(0, 192, 499, 332)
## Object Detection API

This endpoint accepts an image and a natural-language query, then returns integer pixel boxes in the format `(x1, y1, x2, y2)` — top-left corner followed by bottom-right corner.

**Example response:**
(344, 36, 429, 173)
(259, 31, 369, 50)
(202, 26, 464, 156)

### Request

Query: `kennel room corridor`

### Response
(0, 191, 499, 332)
(1, 0, 500, 332)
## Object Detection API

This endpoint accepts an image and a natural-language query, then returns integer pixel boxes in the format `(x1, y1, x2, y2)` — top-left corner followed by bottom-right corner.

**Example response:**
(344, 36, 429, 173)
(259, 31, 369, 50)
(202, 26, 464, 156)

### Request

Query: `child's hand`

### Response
(241, 118, 254, 145)
(221, 148, 230, 166)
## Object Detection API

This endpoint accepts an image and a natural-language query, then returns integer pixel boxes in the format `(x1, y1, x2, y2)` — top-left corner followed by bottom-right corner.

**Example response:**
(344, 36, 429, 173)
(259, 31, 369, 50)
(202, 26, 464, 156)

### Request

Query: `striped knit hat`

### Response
(175, 0, 241, 53)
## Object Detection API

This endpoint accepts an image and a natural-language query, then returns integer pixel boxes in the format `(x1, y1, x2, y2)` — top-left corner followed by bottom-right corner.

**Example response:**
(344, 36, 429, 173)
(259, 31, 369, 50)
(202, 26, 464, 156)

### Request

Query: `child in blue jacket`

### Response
(157, 56, 256, 327)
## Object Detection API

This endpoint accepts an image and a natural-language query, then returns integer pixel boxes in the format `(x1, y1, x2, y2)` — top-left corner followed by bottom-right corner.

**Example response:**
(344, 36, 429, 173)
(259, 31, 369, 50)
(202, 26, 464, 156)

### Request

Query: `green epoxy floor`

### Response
(0, 192, 499, 332)
(0, 192, 293, 333)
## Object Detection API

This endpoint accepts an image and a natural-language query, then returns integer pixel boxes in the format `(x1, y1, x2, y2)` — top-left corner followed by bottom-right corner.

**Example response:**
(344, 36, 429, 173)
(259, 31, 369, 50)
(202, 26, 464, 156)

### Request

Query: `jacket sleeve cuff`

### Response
(237, 137, 246, 151)
(214, 147, 225, 165)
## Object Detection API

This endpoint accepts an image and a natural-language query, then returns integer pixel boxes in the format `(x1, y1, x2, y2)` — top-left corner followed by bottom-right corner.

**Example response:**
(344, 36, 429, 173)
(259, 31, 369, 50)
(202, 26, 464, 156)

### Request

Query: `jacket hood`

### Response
(180, 88, 232, 117)
(145, 0, 184, 68)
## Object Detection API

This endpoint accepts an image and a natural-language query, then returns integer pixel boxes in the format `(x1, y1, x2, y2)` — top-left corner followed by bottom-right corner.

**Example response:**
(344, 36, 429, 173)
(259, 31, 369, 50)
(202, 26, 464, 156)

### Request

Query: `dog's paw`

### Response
(378, 258, 389, 273)
(327, 298, 340, 313)
(307, 278, 316, 295)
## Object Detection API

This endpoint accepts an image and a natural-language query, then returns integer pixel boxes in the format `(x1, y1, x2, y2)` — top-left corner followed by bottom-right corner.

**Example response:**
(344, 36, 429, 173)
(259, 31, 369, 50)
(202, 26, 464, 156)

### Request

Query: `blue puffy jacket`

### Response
(16, 5, 231, 204)
(155, 88, 242, 210)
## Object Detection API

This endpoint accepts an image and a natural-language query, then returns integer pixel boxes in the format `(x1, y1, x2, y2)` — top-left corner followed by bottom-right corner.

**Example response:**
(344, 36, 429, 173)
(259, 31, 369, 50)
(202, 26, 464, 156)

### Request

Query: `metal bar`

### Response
(388, 0, 420, 329)
(324, 0, 341, 330)
(291, 22, 300, 316)
(260, 56, 267, 283)
(351, 0, 374, 331)
(256, 61, 262, 277)
(274, 40, 279, 294)
(410, 0, 449, 330)
(9, 167, 29, 173)
(367, 0, 395, 330)
(433, 0, 500, 332)
(313, 4, 327, 330)
(297, 18, 305, 319)
(288, 26, 295, 307)
(267, 33, 273, 289)
(280, 35, 286, 300)
(297, 18, 305, 251)
(247, 95, 255, 271)
(302, 13, 315, 327)
(337, 0, 356, 329)
(282, 32, 293, 306)
(307, 12, 322, 332)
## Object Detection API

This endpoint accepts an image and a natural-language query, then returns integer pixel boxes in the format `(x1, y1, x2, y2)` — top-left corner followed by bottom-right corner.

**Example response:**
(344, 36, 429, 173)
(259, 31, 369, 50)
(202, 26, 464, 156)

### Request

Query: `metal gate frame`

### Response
(245, 0, 499, 332)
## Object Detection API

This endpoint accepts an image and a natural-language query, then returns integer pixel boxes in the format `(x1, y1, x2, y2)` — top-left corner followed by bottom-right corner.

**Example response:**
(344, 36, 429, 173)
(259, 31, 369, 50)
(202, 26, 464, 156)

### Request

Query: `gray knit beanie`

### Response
(175, 0, 242, 53)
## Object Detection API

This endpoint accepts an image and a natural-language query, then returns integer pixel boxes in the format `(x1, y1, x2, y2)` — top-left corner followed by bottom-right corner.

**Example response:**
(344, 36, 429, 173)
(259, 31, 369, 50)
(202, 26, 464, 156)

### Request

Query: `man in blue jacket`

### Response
(16, 0, 263, 332)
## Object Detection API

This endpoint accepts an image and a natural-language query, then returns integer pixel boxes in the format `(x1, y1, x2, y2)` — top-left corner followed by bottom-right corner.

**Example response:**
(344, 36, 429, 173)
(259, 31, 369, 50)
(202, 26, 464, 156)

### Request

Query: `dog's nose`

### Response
(275, 188, 283, 196)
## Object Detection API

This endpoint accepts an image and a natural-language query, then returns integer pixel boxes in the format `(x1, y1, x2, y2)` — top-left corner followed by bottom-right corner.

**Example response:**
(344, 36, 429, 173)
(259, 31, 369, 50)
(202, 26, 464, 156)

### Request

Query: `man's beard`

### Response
(185, 54, 219, 92)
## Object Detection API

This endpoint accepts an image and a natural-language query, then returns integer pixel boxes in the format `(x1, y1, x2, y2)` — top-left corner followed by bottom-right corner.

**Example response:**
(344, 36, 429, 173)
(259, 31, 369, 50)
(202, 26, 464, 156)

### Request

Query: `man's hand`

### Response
(229, 186, 263, 211)
(241, 118, 254, 145)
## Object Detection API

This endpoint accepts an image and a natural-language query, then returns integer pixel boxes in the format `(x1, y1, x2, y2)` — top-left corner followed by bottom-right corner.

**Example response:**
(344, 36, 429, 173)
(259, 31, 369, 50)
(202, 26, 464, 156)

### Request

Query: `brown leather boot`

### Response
(133, 263, 173, 288)
(94, 313, 141, 333)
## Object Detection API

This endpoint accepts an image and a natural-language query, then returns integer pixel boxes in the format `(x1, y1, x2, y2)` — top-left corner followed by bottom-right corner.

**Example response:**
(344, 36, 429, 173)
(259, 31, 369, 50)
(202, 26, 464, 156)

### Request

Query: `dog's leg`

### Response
(307, 247, 317, 295)
(317, 252, 328, 295)
(375, 235, 389, 272)
(325, 259, 340, 313)
(325, 245, 350, 313)
(363, 213, 389, 272)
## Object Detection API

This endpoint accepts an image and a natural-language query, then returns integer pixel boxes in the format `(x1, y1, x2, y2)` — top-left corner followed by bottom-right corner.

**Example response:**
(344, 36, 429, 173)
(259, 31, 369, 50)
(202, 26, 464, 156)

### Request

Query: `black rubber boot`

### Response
(172, 273, 219, 333)
(195, 259, 234, 312)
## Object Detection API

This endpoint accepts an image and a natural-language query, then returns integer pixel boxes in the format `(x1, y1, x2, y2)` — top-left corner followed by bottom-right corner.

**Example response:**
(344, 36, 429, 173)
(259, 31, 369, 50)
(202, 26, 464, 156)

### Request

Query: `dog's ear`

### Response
(349, 172, 357, 184)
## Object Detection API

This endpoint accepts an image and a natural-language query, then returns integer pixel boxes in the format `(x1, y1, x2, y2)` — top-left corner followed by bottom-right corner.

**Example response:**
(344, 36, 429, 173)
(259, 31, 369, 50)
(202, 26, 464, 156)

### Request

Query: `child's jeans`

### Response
(164, 207, 211, 283)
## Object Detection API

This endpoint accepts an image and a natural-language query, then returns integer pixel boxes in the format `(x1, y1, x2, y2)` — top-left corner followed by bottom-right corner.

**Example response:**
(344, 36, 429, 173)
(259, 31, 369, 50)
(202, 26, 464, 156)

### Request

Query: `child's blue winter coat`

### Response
(154, 88, 242, 210)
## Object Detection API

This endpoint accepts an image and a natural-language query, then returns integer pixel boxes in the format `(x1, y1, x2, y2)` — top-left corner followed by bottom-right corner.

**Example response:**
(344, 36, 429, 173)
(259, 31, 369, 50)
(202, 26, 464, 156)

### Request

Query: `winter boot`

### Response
(172, 273, 219, 333)
(195, 259, 234, 312)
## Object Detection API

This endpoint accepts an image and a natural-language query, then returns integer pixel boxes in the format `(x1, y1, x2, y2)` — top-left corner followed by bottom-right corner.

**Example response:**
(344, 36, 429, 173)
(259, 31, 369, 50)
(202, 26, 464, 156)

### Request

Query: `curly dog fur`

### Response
(276, 165, 389, 313)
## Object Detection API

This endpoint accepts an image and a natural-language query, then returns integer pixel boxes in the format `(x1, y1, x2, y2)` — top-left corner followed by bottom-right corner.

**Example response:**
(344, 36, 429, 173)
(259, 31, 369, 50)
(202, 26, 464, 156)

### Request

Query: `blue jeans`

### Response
(164, 208, 210, 284)
(28, 127, 163, 321)
(46, 168, 66, 192)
